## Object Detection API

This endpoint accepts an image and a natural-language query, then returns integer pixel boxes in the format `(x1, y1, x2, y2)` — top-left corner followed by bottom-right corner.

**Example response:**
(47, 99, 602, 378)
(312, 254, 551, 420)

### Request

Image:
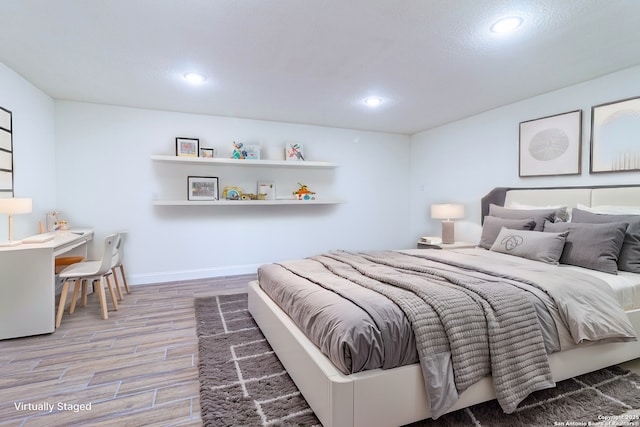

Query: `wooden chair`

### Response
(55, 233, 120, 327)
(111, 231, 130, 300)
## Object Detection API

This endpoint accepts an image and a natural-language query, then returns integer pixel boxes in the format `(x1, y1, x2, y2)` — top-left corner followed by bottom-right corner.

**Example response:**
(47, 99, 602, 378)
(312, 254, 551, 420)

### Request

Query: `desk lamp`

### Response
(431, 204, 464, 244)
(0, 198, 32, 246)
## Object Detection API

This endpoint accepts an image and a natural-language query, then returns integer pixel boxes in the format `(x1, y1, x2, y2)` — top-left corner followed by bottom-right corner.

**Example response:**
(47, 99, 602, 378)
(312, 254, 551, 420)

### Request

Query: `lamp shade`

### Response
(431, 204, 464, 220)
(0, 198, 32, 246)
(0, 198, 32, 214)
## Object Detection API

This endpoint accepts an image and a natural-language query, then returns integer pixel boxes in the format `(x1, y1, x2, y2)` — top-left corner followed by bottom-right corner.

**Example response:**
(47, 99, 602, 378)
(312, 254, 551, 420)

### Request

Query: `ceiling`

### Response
(2, 0, 640, 135)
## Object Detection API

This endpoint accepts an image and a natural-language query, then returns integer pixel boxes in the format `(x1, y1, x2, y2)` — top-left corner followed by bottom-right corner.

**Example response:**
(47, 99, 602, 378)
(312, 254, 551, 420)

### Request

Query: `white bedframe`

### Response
(248, 185, 640, 427)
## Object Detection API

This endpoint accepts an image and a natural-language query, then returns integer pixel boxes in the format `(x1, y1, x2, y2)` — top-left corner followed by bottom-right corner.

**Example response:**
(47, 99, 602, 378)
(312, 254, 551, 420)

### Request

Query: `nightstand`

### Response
(416, 241, 477, 250)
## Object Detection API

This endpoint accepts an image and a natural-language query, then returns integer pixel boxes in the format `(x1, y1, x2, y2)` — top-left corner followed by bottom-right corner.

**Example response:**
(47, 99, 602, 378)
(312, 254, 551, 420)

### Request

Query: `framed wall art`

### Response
(590, 96, 640, 173)
(0, 107, 13, 198)
(188, 176, 219, 201)
(176, 137, 199, 157)
(519, 110, 582, 177)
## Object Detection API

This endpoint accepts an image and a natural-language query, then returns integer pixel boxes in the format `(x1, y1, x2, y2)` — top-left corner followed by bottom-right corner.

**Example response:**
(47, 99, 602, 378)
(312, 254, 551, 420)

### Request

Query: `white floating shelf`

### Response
(151, 155, 339, 169)
(152, 199, 342, 206)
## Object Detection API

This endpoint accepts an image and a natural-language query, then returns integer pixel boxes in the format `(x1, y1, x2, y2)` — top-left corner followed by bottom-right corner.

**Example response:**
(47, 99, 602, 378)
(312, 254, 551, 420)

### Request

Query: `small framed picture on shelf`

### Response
(199, 147, 215, 158)
(187, 176, 219, 201)
(243, 143, 260, 160)
(257, 181, 276, 200)
(285, 143, 305, 161)
(176, 137, 199, 157)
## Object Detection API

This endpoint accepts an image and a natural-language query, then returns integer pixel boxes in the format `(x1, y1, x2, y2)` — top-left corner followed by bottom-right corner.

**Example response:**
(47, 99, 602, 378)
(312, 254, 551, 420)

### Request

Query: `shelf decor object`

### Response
(285, 143, 305, 161)
(292, 183, 316, 201)
(199, 147, 215, 158)
(0, 197, 32, 246)
(187, 176, 218, 201)
(519, 110, 582, 177)
(257, 181, 276, 200)
(590, 96, 640, 173)
(232, 142, 260, 160)
(431, 203, 464, 244)
(176, 137, 199, 157)
(0, 107, 13, 198)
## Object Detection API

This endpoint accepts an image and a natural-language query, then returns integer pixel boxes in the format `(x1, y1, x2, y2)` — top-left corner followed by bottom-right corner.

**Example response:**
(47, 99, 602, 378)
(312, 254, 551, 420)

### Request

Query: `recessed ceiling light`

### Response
(364, 96, 382, 107)
(183, 72, 207, 84)
(490, 16, 523, 34)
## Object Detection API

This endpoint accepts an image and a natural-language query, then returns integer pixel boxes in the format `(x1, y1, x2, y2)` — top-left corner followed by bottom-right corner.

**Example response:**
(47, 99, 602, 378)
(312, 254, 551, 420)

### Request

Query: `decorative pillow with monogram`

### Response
(479, 216, 536, 250)
(490, 226, 568, 264)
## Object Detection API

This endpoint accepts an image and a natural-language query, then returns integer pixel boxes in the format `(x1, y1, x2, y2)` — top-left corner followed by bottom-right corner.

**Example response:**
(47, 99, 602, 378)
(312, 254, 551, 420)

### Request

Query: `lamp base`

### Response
(441, 220, 455, 244)
(0, 240, 22, 247)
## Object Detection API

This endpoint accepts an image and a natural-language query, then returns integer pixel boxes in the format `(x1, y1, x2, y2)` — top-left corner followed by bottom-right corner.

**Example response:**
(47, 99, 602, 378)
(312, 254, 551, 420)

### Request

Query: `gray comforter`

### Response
(257, 248, 636, 418)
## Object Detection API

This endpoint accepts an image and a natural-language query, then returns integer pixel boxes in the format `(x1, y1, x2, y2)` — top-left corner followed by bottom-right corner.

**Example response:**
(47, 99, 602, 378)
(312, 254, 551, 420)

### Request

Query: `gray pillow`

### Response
(479, 216, 536, 250)
(490, 227, 568, 264)
(571, 208, 640, 273)
(489, 204, 559, 231)
(543, 220, 628, 274)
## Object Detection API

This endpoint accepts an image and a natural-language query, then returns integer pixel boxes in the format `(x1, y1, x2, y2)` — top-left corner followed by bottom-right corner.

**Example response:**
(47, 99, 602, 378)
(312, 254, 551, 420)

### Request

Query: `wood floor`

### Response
(0, 275, 252, 427)
(2, 274, 640, 427)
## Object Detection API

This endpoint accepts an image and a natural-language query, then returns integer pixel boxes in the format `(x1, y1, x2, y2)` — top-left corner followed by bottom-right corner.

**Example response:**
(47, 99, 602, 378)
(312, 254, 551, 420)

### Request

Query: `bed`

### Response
(247, 185, 640, 427)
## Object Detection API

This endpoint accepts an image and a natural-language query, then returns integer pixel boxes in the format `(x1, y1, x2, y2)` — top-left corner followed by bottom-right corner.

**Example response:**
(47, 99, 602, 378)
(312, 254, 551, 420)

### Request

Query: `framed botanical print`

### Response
(519, 110, 582, 177)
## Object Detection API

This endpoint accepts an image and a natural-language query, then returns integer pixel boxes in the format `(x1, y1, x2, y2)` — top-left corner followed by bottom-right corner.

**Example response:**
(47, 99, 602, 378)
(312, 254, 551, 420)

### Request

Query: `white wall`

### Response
(55, 102, 411, 284)
(0, 63, 56, 241)
(410, 64, 640, 244)
(5, 58, 640, 285)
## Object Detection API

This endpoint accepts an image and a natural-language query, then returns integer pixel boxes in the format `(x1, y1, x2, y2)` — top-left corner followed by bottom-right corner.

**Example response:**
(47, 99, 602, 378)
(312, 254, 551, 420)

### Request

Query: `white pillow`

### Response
(506, 202, 570, 222)
(576, 203, 640, 215)
(507, 202, 564, 209)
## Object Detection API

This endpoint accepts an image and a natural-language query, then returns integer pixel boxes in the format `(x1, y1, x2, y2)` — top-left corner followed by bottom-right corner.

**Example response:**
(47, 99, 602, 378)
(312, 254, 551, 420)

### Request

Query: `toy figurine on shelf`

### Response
(293, 183, 316, 200)
(222, 186, 243, 200)
(231, 142, 246, 159)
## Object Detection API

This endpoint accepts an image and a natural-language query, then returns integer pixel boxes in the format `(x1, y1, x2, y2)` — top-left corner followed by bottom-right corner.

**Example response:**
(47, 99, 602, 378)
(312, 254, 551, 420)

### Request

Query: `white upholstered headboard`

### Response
(481, 185, 640, 221)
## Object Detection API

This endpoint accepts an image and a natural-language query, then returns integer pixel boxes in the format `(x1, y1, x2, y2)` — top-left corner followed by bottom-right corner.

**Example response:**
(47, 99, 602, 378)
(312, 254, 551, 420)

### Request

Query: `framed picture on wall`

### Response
(0, 106, 13, 198)
(176, 137, 199, 157)
(188, 176, 218, 201)
(590, 96, 640, 173)
(519, 110, 582, 177)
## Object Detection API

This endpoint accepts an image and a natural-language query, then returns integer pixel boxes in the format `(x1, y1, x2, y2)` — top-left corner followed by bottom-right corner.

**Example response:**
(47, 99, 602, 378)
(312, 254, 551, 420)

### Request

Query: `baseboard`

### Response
(127, 263, 261, 285)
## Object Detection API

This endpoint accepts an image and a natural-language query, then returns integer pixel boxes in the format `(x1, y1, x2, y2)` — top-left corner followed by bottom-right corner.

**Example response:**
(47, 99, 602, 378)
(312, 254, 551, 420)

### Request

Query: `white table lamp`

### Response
(431, 203, 464, 244)
(0, 198, 33, 246)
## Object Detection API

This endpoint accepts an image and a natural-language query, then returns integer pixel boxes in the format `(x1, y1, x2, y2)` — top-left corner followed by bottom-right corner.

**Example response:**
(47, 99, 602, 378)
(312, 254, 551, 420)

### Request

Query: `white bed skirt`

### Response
(248, 280, 640, 427)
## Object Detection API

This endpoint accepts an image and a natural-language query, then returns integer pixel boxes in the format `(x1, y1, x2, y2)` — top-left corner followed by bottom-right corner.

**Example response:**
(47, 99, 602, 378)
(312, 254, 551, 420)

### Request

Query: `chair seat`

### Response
(59, 260, 104, 278)
(54, 256, 85, 274)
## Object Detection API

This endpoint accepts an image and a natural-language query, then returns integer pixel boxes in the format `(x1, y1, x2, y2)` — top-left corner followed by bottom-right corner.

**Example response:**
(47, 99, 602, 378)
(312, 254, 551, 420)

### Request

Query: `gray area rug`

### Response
(195, 293, 640, 427)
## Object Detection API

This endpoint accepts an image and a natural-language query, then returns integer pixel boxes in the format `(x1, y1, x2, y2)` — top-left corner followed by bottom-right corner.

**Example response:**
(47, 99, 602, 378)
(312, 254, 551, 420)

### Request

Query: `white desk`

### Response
(0, 229, 93, 339)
